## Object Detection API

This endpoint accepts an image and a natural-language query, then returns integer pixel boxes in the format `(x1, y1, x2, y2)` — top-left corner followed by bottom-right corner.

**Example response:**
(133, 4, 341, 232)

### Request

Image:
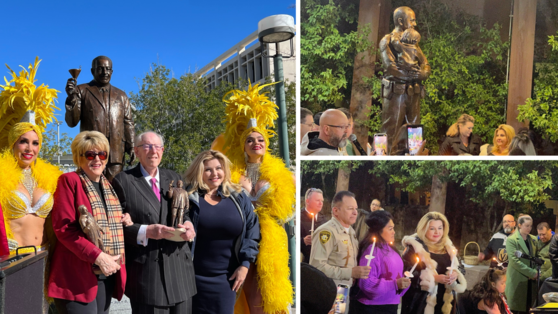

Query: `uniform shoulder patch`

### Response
(320, 231, 332, 244)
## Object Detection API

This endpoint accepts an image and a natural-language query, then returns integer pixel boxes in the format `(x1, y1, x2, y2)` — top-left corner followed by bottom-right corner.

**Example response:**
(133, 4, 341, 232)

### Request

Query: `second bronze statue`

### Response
(167, 180, 189, 228)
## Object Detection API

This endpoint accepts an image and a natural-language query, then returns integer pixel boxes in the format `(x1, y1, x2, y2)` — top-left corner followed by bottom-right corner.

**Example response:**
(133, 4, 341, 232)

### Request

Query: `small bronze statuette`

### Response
(167, 180, 189, 228)
(78, 205, 104, 251)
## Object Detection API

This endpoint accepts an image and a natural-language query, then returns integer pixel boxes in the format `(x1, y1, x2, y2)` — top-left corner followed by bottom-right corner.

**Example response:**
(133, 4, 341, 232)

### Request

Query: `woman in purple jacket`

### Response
(349, 210, 411, 314)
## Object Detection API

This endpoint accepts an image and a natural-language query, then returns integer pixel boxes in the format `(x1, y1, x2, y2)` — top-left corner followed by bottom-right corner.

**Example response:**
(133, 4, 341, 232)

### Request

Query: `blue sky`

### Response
(1, 0, 295, 141)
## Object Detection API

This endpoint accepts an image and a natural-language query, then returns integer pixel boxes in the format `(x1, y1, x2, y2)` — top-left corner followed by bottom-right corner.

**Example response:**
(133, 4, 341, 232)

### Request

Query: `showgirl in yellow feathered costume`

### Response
(222, 82, 295, 314)
(0, 57, 62, 256)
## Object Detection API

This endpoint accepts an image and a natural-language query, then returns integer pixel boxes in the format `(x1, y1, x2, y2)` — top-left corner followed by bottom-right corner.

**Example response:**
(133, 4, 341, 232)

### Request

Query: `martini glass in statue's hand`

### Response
(66, 66, 81, 96)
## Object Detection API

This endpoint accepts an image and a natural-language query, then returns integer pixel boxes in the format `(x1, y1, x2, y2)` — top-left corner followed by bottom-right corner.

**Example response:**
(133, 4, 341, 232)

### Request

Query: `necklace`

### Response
(245, 162, 261, 189)
(21, 168, 37, 203)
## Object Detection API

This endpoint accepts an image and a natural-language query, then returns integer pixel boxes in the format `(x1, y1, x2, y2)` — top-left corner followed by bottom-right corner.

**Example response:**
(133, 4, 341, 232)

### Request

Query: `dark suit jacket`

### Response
(112, 165, 196, 306)
(300, 209, 327, 263)
(65, 81, 135, 164)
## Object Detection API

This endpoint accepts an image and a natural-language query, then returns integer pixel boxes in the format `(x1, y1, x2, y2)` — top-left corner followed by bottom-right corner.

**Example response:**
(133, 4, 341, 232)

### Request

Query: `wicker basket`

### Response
(463, 241, 480, 265)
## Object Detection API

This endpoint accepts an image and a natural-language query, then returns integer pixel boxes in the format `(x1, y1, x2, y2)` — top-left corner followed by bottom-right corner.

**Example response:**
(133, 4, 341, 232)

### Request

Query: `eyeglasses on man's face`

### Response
(136, 144, 164, 151)
(327, 124, 349, 130)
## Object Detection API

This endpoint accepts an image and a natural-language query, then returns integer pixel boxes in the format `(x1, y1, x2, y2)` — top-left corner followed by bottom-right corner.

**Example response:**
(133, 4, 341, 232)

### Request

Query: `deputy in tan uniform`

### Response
(309, 191, 371, 313)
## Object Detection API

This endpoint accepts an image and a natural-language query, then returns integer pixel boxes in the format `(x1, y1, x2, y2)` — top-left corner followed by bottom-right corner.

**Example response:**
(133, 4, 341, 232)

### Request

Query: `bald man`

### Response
(478, 214, 516, 267)
(301, 109, 348, 156)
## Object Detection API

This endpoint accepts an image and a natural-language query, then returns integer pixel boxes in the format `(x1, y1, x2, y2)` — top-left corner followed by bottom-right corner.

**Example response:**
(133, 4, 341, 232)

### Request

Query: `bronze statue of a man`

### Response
(167, 180, 189, 228)
(65, 56, 135, 181)
(379, 7, 430, 154)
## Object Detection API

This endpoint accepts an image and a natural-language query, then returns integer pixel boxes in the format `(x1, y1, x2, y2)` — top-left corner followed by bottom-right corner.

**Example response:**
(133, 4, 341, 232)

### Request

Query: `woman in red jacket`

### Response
(48, 131, 131, 314)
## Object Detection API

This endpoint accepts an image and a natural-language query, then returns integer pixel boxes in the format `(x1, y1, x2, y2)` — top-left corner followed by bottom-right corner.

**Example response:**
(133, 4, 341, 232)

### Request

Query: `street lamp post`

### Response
(55, 121, 63, 165)
(258, 14, 297, 305)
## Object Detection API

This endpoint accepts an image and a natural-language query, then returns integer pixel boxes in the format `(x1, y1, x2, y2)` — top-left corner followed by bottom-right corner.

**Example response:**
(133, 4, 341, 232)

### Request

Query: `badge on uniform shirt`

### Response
(320, 231, 331, 244)
(342, 239, 348, 245)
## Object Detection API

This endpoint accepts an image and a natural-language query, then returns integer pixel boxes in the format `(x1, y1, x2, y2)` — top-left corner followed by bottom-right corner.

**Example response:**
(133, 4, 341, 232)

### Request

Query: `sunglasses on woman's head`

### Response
(82, 151, 108, 160)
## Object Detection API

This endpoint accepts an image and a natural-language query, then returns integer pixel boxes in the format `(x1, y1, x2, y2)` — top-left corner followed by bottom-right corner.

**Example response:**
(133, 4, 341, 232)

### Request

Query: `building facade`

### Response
(195, 30, 297, 89)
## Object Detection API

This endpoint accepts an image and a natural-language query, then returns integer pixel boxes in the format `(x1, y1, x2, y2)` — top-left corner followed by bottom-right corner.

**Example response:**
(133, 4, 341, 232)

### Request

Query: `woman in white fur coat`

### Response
(400, 212, 467, 314)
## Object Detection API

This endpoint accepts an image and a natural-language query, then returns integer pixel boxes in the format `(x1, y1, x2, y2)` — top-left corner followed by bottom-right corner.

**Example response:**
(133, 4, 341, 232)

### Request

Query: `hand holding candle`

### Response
(365, 237, 377, 266)
(405, 256, 420, 278)
(310, 213, 315, 235)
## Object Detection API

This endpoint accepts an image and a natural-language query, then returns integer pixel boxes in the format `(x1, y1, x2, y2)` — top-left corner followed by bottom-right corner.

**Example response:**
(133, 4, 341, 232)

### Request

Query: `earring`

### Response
(244, 151, 249, 164)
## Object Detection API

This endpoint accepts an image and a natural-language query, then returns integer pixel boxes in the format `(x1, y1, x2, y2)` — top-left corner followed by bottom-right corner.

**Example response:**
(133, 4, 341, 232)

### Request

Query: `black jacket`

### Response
(439, 134, 483, 156)
(188, 186, 260, 269)
(481, 230, 511, 266)
(112, 165, 196, 306)
(300, 209, 327, 263)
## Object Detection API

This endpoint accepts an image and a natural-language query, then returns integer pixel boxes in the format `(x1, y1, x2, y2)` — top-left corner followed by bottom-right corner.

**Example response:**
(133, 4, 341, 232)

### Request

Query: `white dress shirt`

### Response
(136, 164, 160, 246)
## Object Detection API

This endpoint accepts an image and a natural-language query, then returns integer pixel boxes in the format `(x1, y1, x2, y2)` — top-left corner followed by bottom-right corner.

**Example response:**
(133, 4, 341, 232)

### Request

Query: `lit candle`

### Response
(405, 257, 420, 278)
(410, 256, 419, 273)
(310, 213, 315, 235)
(365, 237, 377, 266)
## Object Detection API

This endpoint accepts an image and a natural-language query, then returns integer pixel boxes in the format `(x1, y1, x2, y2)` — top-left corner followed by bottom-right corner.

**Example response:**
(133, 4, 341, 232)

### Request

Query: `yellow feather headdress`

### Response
(222, 81, 278, 167)
(0, 57, 59, 150)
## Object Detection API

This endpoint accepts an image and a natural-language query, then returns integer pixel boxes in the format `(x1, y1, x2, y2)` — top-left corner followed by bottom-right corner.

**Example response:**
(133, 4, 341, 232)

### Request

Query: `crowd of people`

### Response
(439, 114, 537, 156)
(0, 59, 295, 314)
(301, 188, 558, 314)
(301, 108, 539, 156)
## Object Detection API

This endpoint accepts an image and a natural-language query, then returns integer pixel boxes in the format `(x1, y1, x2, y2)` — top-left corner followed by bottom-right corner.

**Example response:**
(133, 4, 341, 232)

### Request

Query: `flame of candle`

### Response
(416, 257, 419, 262)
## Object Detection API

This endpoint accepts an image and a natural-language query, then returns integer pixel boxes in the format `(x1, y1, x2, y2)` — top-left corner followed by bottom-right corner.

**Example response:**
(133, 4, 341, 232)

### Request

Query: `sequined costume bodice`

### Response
(6, 190, 53, 219)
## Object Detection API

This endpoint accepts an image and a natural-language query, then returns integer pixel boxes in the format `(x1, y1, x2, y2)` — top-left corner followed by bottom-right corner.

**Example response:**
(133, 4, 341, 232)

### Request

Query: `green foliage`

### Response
(130, 65, 233, 174)
(369, 160, 558, 213)
(302, 160, 558, 214)
(303, 0, 512, 152)
(40, 125, 72, 168)
(518, 32, 558, 142)
(265, 78, 297, 166)
(419, 23, 509, 153)
(301, 0, 371, 107)
(130, 64, 296, 175)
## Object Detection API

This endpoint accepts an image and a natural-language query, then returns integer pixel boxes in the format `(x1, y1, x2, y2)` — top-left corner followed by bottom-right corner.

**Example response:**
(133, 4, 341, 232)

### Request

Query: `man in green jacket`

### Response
(537, 222, 554, 281)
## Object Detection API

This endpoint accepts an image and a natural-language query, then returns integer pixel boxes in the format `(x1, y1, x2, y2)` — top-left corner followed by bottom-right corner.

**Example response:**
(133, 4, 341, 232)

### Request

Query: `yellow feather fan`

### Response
(0, 56, 59, 150)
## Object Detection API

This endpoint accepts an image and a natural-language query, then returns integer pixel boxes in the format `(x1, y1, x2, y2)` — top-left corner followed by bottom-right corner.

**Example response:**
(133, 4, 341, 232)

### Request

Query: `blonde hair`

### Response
(184, 150, 241, 198)
(492, 124, 516, 155)
(71, 131, 110, 169)
(416, 212, 450, 253)
(517, 214, 532, 226)
(446, 114, 475, 137)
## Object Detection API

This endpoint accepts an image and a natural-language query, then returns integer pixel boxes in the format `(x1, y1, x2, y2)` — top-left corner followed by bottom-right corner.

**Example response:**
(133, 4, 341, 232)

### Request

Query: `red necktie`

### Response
(151, 178, 160, 202)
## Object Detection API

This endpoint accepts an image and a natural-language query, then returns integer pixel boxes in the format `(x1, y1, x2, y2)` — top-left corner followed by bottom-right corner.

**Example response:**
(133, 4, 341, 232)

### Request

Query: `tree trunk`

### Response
(506, 0, 538, 131)
(349, 0, 390, 149)
(429, 175, 447, 213)
(336, 163, 351, 192)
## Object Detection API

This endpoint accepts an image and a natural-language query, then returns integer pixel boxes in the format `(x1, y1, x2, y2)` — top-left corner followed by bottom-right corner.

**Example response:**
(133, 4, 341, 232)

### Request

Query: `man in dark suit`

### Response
(300, 188, 326, 263)
(65, 55, 135, 181)
(112, 131, 196, 314)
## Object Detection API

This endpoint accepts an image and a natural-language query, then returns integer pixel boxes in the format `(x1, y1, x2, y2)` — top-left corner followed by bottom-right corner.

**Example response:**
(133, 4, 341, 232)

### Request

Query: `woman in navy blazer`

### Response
(184, 150, 260, 314)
